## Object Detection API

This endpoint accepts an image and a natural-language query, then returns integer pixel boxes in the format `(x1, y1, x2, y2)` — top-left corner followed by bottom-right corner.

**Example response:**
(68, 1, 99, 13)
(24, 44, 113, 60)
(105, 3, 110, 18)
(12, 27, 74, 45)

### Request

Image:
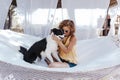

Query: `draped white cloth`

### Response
(0, 0, 110, 40)
(62, 0, 110, 40)
(108, 0, 120, 36)
(0, 0, 12, 29)
(16, 0, 58, 37)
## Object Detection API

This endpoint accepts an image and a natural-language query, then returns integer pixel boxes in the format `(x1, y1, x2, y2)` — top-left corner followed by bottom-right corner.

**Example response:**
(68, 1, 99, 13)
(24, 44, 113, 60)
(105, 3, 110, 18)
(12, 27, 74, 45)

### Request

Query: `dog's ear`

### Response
(50, 28, 55, 34)
(50, 28, 57, 34)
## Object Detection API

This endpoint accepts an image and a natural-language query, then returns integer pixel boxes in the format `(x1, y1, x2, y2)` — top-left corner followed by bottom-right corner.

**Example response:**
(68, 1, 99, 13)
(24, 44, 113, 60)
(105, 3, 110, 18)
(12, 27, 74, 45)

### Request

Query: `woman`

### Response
(48, 19, 78, 68)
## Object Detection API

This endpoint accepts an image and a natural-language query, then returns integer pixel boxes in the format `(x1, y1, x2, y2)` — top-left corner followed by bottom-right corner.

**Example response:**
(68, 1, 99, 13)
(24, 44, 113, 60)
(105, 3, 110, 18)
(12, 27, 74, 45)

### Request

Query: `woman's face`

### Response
(62, 26, 71, 37)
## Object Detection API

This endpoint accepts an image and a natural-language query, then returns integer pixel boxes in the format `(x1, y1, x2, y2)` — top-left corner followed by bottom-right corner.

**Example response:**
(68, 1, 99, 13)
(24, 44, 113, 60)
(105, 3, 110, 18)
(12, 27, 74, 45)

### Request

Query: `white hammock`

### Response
(0, 30, 120, 80)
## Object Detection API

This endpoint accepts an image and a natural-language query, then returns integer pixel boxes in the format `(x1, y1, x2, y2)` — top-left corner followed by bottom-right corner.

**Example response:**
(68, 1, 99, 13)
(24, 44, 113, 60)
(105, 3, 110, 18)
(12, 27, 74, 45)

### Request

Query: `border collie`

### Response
(19, 28, 64, 64)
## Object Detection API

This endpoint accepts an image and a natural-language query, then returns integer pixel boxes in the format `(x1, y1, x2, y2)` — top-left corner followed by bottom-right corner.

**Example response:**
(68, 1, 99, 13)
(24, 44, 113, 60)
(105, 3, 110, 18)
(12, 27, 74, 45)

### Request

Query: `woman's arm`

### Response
(52, 35, 76, 53)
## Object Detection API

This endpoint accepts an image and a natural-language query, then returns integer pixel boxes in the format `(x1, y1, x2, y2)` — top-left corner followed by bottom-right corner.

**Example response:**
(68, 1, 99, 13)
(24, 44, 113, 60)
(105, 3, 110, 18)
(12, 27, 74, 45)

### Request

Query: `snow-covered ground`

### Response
(0, 30, 120, 72)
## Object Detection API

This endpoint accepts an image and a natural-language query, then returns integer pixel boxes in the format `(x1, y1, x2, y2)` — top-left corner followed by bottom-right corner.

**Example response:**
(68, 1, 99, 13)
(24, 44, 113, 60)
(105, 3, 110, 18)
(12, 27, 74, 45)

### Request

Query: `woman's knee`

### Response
(48, 63, 57, 68)
(48, 62, 69, 68)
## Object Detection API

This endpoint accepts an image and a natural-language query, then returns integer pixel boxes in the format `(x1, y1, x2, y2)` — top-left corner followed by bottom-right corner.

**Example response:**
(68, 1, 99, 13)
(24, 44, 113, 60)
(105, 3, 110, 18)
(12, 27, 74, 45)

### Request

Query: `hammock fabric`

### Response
(0, 30, 120, 80)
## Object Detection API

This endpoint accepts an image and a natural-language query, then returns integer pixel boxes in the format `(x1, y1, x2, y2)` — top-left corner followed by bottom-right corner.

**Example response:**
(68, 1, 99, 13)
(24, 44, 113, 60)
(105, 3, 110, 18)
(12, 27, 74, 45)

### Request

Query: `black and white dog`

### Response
(19, 28, 64, 64)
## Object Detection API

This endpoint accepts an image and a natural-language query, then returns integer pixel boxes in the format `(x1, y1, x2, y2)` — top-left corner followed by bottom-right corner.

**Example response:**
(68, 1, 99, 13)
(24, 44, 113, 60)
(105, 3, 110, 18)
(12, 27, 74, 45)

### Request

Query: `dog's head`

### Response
(51, 28, 64, 39)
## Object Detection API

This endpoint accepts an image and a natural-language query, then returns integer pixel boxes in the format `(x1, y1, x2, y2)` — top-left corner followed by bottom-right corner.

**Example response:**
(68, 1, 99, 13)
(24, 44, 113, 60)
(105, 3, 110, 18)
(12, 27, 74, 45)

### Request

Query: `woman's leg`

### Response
(48, 62, 69, 68)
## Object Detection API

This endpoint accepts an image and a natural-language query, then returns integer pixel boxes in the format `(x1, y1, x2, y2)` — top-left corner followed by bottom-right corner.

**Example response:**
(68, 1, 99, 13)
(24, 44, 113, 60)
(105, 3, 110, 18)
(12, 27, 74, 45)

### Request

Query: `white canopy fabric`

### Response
(62, 0, 109, 40)
(0, 0, 110, 40)
(0, 0, 12, 29)
(16, 0, 58, 37)
(108, 0, 120, 36)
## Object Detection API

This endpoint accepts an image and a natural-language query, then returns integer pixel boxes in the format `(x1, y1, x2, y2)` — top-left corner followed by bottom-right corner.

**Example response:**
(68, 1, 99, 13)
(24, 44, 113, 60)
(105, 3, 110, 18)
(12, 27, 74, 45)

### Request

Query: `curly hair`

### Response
(58, 19, 76, 36)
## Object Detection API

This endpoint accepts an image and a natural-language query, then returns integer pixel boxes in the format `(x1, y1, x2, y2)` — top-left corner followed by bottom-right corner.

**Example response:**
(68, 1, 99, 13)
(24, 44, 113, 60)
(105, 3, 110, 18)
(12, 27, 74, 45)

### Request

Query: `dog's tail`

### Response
(19, 46, 27, 55)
